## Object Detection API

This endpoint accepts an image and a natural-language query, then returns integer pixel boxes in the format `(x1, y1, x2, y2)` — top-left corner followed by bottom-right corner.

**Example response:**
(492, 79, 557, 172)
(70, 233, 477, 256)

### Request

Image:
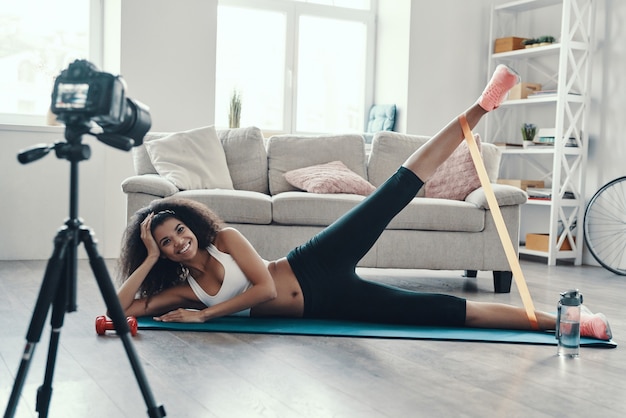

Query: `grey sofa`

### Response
(121, 126, 527, 293)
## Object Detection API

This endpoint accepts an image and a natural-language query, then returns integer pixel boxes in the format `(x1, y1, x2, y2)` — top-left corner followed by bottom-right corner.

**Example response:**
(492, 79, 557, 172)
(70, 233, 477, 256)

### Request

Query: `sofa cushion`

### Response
(481, 142, 502, 182)
(367, 132, 430, 189)
(424, 134, 481, 200)
(133, 127, 269, 193)
(387, 197, 485, 232)
(144, 125, 234, 191)
(267, 134, 367, 195)
(132, 132, 167, 175)
(121, 174, 179, 197)
(273, 192, 484, 232)
(176, 189, 272, 224)
(368, 132, 502, 195)
(284, 160, 375, 196)
(465, 183, 528, 208)
(272, 192, 364, 226)
(217, 126, 268, 194)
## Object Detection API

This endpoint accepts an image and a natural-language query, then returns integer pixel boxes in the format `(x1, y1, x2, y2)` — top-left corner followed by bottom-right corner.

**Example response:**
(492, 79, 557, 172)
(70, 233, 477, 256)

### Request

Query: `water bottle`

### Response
(556, 289, 583, 357)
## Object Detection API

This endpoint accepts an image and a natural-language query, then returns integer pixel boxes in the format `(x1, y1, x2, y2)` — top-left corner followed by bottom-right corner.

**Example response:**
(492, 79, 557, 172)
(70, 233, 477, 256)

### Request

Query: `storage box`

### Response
(508, 83, 542, 100)
(494, 37, 528, 53)
(525, 233, 574, 251)
(497, 179, 544, 191)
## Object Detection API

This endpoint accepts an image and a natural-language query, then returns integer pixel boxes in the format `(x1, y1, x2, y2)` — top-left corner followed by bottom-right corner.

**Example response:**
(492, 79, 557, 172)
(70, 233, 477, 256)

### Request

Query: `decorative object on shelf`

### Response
(497, 179, 544, 191)
(526, 233, 574, 251)
(522, 35, 556, 48)
(508, 83, 542, 100)
(228, 89, 242, 129)
(521, 123, 537, 147)
(494, 36, 528, 53)
(535, 128, 556, 146)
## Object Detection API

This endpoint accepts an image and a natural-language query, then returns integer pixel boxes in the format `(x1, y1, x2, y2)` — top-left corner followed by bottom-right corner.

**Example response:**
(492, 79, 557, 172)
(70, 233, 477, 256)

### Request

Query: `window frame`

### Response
(0, 0, 104, 126)
(217, 0, 377, 134)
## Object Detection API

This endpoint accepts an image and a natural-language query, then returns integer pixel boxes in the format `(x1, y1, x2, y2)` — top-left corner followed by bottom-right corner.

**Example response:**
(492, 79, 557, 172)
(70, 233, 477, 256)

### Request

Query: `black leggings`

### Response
(286, 166, 467, 327)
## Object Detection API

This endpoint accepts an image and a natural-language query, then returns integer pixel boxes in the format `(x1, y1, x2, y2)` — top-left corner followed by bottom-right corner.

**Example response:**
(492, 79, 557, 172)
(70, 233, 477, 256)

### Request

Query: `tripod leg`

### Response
(36, 244, 75, 418)
(4, 229, 72, 418)
(80, 227, 166, 418)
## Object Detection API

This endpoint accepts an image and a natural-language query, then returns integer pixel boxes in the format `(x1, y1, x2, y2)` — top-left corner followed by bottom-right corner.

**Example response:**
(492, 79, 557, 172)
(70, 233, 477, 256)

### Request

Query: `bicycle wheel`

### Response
(583, 176, 626, 275)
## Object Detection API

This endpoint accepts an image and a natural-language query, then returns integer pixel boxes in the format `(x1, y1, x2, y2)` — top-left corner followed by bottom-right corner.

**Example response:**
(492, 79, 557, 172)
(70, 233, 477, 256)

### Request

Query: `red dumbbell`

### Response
(95, 315, 138, 336)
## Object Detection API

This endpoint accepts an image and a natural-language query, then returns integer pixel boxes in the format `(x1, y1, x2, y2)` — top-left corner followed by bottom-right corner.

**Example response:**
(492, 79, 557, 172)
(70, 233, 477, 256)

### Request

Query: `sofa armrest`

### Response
(465, 183, 528, 209)
(121, 174, 179, 197)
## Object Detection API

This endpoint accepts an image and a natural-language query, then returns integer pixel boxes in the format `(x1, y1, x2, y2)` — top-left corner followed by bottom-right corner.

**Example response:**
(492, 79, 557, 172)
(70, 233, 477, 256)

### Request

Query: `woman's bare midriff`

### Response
(250, 257, 305, 318)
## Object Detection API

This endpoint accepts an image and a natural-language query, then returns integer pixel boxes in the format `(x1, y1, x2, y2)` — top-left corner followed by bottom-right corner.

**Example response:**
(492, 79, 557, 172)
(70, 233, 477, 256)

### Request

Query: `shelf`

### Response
(492, 42, 588, 59)
(500, 147, 554, 154)
(499, 146, 583, 155)
(499, 93, 584, 106)
(495, 0, 562, 13)
(488, 0, 594, 266)
(526, 198, 581, 207)
(493, 43, 561, 59)
(519, 245, 576, 259)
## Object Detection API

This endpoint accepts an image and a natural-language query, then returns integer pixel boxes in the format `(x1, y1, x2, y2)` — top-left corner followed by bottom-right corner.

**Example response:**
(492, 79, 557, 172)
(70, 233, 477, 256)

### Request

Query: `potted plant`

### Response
(521, 123, 537, 147)
(522, 36, 556, 48)
(229, 89, 242, 129)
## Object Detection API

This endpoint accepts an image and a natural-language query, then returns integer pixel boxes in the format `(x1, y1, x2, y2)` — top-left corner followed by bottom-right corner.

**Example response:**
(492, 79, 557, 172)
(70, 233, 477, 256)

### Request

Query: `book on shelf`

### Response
(526, 188, 575, 200)
(493, 142, 523, 148)
(528, 89, 557, 97)
(528, 89, 581, 98)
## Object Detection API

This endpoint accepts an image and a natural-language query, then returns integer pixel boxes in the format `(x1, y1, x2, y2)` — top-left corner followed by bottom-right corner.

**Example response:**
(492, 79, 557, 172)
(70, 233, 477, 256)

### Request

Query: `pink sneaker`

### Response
(478, 64, 521, 111)
(581, 312, 612, 340)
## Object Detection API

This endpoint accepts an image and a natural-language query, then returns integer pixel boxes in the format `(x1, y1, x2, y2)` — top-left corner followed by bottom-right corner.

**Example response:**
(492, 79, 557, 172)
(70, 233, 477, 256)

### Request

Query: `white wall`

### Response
(374, 0, 411, 133)
(405, 0, 493, 137)
(1, 0, 625, 263)
(119, 0, 218, 132)
(588, 0, 626, 189)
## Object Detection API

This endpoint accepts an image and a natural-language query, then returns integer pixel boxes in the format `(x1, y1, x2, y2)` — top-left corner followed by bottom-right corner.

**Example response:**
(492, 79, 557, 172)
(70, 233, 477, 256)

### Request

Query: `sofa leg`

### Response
(463, 270, 477, 278)
(493, 271, 513, 293)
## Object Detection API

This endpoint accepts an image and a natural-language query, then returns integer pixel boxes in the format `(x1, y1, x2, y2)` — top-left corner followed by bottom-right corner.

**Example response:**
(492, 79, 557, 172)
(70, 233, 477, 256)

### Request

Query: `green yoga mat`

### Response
(136, 317, 616, 348)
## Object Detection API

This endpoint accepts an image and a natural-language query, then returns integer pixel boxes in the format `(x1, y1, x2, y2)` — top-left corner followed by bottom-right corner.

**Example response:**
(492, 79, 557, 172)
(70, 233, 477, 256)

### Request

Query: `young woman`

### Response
(116, 65, 611, 340)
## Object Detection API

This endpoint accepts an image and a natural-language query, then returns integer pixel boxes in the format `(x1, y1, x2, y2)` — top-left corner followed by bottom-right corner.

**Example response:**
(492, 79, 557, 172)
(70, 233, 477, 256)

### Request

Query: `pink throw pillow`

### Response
(284, 161, 376, 196)
(424, 134, 482, 200)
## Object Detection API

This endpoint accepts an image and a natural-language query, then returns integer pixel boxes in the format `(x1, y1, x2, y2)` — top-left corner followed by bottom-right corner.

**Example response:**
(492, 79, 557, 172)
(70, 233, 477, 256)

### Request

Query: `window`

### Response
(215, 6, 286, 131)
(0, 0, 100, 125)
(216, 0, 375, 134)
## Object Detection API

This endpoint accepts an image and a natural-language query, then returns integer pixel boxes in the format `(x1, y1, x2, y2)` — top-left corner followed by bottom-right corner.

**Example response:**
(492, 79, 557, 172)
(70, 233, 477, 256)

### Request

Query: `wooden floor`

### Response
(1, 257, 624, 418)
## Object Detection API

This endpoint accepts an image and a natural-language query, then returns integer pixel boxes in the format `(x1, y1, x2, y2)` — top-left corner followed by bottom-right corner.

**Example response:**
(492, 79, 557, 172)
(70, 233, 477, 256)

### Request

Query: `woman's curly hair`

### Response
(117, 197, 224, 297)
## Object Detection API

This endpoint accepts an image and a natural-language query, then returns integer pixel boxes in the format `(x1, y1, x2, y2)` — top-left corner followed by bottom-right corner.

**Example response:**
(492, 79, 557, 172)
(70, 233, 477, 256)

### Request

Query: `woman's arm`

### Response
(154, 227, 277, 323)
(116, 254, 159, 313)
(114, 212, 200, 318)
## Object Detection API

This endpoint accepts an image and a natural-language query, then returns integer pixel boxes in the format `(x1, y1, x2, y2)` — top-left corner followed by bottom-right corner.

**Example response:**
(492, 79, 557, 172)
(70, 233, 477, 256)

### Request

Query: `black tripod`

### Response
(4, 123, 166, 418)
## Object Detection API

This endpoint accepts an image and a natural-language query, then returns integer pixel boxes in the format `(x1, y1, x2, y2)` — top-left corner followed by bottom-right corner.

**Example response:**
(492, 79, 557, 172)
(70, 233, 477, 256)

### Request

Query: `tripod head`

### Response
(17, 120, 136, 166)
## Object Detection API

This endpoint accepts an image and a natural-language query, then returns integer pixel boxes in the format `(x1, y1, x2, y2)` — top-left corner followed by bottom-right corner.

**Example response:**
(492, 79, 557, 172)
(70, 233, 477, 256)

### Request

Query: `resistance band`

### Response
(459, 114, 539, 330)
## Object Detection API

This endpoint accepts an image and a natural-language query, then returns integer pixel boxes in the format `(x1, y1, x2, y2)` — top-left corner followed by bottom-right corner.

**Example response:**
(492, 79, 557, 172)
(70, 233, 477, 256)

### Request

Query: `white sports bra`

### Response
(186, 244, 269, 317)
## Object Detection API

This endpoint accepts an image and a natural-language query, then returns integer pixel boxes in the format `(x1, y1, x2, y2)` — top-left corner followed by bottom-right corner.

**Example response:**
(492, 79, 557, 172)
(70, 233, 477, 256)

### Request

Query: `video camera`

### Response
(50, 59, 150, 149)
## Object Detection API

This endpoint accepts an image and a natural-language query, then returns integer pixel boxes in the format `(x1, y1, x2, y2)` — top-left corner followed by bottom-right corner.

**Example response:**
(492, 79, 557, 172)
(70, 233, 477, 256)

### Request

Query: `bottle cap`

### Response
(560, 289, 583, 306)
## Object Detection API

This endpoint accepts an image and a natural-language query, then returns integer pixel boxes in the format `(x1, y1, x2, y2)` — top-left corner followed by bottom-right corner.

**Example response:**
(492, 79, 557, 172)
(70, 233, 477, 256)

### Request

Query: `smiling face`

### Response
(152, 217, 199, 262)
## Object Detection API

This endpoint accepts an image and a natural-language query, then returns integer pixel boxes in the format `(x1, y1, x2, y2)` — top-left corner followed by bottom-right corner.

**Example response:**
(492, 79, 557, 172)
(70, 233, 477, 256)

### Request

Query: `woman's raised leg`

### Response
(403, 64, 520, 181)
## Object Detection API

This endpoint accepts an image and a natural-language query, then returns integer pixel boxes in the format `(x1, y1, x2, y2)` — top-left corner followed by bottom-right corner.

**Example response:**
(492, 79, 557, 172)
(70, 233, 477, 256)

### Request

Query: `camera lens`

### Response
(99, 98, 151, 146)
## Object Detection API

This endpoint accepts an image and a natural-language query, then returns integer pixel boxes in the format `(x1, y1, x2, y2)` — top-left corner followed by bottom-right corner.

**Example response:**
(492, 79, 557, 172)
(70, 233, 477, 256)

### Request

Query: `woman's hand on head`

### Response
(140, 213, 161, 259)
(153, 308, 207, 323)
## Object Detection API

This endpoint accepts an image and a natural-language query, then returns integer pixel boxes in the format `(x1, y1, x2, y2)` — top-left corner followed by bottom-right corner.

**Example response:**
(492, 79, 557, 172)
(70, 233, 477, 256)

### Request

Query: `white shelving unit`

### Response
(486, 0, 596, 265)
